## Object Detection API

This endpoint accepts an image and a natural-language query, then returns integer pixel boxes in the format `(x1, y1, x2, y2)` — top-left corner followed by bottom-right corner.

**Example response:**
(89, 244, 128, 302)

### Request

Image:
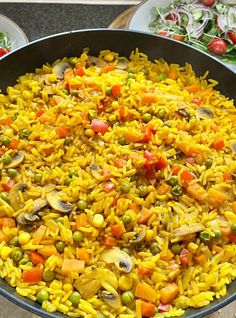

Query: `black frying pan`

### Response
(0, 29, 235, 318)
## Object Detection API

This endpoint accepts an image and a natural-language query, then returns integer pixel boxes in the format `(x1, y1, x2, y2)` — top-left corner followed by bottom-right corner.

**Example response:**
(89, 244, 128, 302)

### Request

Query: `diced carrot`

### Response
(187, 183, 208, 202)
(76, 247, 90, 264)
(178, 142, 202, 156)
(104, 182, 116, 193)
(76, 213, 88, 229)
(39, 112, 50, 124)
(135, 282, 157, 303)
(168, 69, 178, 80)
(0, 117, 13, 126)
(110, 223, 124, 239)
(64, 69, 74, 82)
(36, 110, 44, 117)
(212, 245, 223, 253)
(22, 267, 43, 283)
(125, 130, 143, 143)
(101, 65, 115, 74)
(138, 267, 153, 277)
(29, 251, 44, 265)
(173, 35, 185, 41)
(179, 248, 191, 267)
(212, 138, 225, 150)
(194, 253, 208, 265)
(114, 159, 126, 168)
(56, 125, 70, 138)
(119, 106, 132, 121)
(0, 230, 9, 242)
(220, 226, 231, 236)
(140, 301, 155, 317)
(37, 245, 57, 257)
(180, 170, 195, 183)
(157, 183, 171, 195)
(227, 233, 236, 243)
(138, 209, 152, 224)
(9, 139, 19, 149)
(103, 235, 117, 247)
(184, 85, 200, 93)
(160, 283, 179, 304)
(112, 196, 118, 207)
(171, 164, 181, 175)
(32, 225, 47, 244)
(160, 249, 174, 262)
(129, 202, 140, 213)
(208, 188, 227, 204)
(0, 217, 16, 228)
(74, 66, 86, 77)
(1, 180, 15, 192)
(223, 172, 232, 182)
(0, 147, 4, 156)
(232, 202, 236, 214)
(112, 84, 121, 98)
(142, 93, 157, 105)
(61, 259, 85, 274)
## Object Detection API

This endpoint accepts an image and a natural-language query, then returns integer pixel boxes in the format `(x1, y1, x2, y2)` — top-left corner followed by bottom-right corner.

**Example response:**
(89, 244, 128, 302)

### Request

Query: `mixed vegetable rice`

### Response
(0, 49, 236, 318)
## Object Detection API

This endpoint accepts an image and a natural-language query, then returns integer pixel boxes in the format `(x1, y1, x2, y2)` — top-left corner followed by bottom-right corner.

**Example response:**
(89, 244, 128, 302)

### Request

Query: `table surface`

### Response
(0, 2, 235, 318)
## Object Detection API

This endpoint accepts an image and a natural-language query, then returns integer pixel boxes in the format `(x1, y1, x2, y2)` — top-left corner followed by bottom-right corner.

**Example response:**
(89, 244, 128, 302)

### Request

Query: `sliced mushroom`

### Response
(0, 198, 14, 217)
(172, 223, 204, 237)
(17, 198, 48, 225)
(177, 108, 190, 119)
(9, 183, 29, 211)
(52, 62, 70, 79)
(46, 190, 73, 213)
(196, 107, 214, 120)
(87, 56, 107, 68)
(116, 58, 128, 70)
(5, 151, 24, 169)
(230, 142, 236, 154)
(100, 247, 132, 273)
(100, 290, 121, 309)
(130, 226, 146, 244)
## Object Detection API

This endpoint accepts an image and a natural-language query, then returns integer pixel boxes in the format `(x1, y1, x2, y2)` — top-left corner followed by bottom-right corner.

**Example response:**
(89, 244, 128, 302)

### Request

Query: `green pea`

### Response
(7, 168, 17, 178)
(69, 169, 78, 177)
(205, 158, 213, 169)
(159, 74, 167, 81)
(69, 291, 81, 307)
(12, 112, 19, 121)
(10, 236, 19, 247)
(71, 90, 79, 97)
(56, 241, 66, 253)
(168, 176, 178, 187)
(138, 186, 149, 197)
(171, 184, 183, 196)
(171, 244, 182, 255)
(20, 128, 30, 139)
(142, 113, 152, 123)
(150, 242, 160, 255)
(77, 200, 88, 210)
(127, 72, 135, 79)
(106, 87, 112, 95)
(121, 215, 132, 225)
(157, 108, 166, 118)
(214, 229, 222, 238)
(11, 249, 23, 262)
(163, 121, 171, 128)
(43, 270, 55, 282)
(231, 223, 236, 234)
(118, 137, 126, 145)
(121, 291, 134, 305)
(35, 173, 43, 183)
(19, 256, 30, 265)
(0, 192, 9, 203)
(0, 136, 10, 146)
(64, 177, 72, 186)
(64, 136, 73, 145)
(25, 261, 33, 267)
(120, 183, 131, 193)
(200, 231, 211, 243)
(2, 154, 12, 165)
(73, 231, 84, 242)
(37, 289, 49, 304)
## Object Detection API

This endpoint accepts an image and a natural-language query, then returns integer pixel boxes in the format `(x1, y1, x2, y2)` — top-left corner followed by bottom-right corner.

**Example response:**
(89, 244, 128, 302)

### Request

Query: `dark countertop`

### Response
(0, 3, 131, 41)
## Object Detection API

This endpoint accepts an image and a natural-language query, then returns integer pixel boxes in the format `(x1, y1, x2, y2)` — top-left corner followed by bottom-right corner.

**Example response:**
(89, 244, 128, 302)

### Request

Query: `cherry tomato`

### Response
(166, 12, 177, 21)
(208, 38, 227, 56)
(0, 47, 10, 57)
(228, 31, 236, 44)
(200, 0, 215, 7)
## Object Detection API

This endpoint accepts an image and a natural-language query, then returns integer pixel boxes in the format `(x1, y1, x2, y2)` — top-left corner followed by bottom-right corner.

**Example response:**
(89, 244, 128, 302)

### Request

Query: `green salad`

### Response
(149, 0, 236, 64)
(0, 32, 11, 57)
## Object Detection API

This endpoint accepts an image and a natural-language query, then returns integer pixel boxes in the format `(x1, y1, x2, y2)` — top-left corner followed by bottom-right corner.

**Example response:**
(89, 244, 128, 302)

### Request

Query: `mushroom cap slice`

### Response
(196, 107, 214, 120)
(100, 248, 133, 273)
(16, 198, 47, 225)
(130, 226, 146, 244)
(9, 183, 29, 211)
(46, 190, 73, 213)
(52, 62, 70, 79)
(172, 223, 204, 237)
(100, 290, 121, 309)
(5, 151, 24, 169)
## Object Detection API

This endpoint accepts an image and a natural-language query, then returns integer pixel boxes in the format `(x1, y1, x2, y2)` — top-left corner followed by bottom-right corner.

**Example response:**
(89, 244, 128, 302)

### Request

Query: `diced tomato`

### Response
(212, 138, 225, 150)
(200, 0, 215, 7)
(114, 159, 126, 168)
(104, 182, 115, 193)
(0, 47, 10, 57)
(145, 165, 156, 180)
(22, 268, 43, 283)
(224, 172, 233, 182)
(110, 223, 124, 239)
(156, 156, 167, 170)
(56, 125, 70, 138)
(0, 117, 13, 125)
(36, 110, 44, 117)
(158, 303, 171, 313)
(179, 248, 191, 267)
(112, 84, 121, 98)
(227, 234, 236, 243)
(0, 147, 5, 156)
(144, 150, 155, 163)
(180, 170, 195, 183)
(228, 31, 236, 44)
(74, 66, 86, 77)
(9, 139, 19, 149)
(91, 119, 109, 134)
(166, 12, 177, 21)
(171, 164, 181, 175)
(142, 124, 155, 143)
(29, 251, 44, 265)
(208, 38, 227, 56)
